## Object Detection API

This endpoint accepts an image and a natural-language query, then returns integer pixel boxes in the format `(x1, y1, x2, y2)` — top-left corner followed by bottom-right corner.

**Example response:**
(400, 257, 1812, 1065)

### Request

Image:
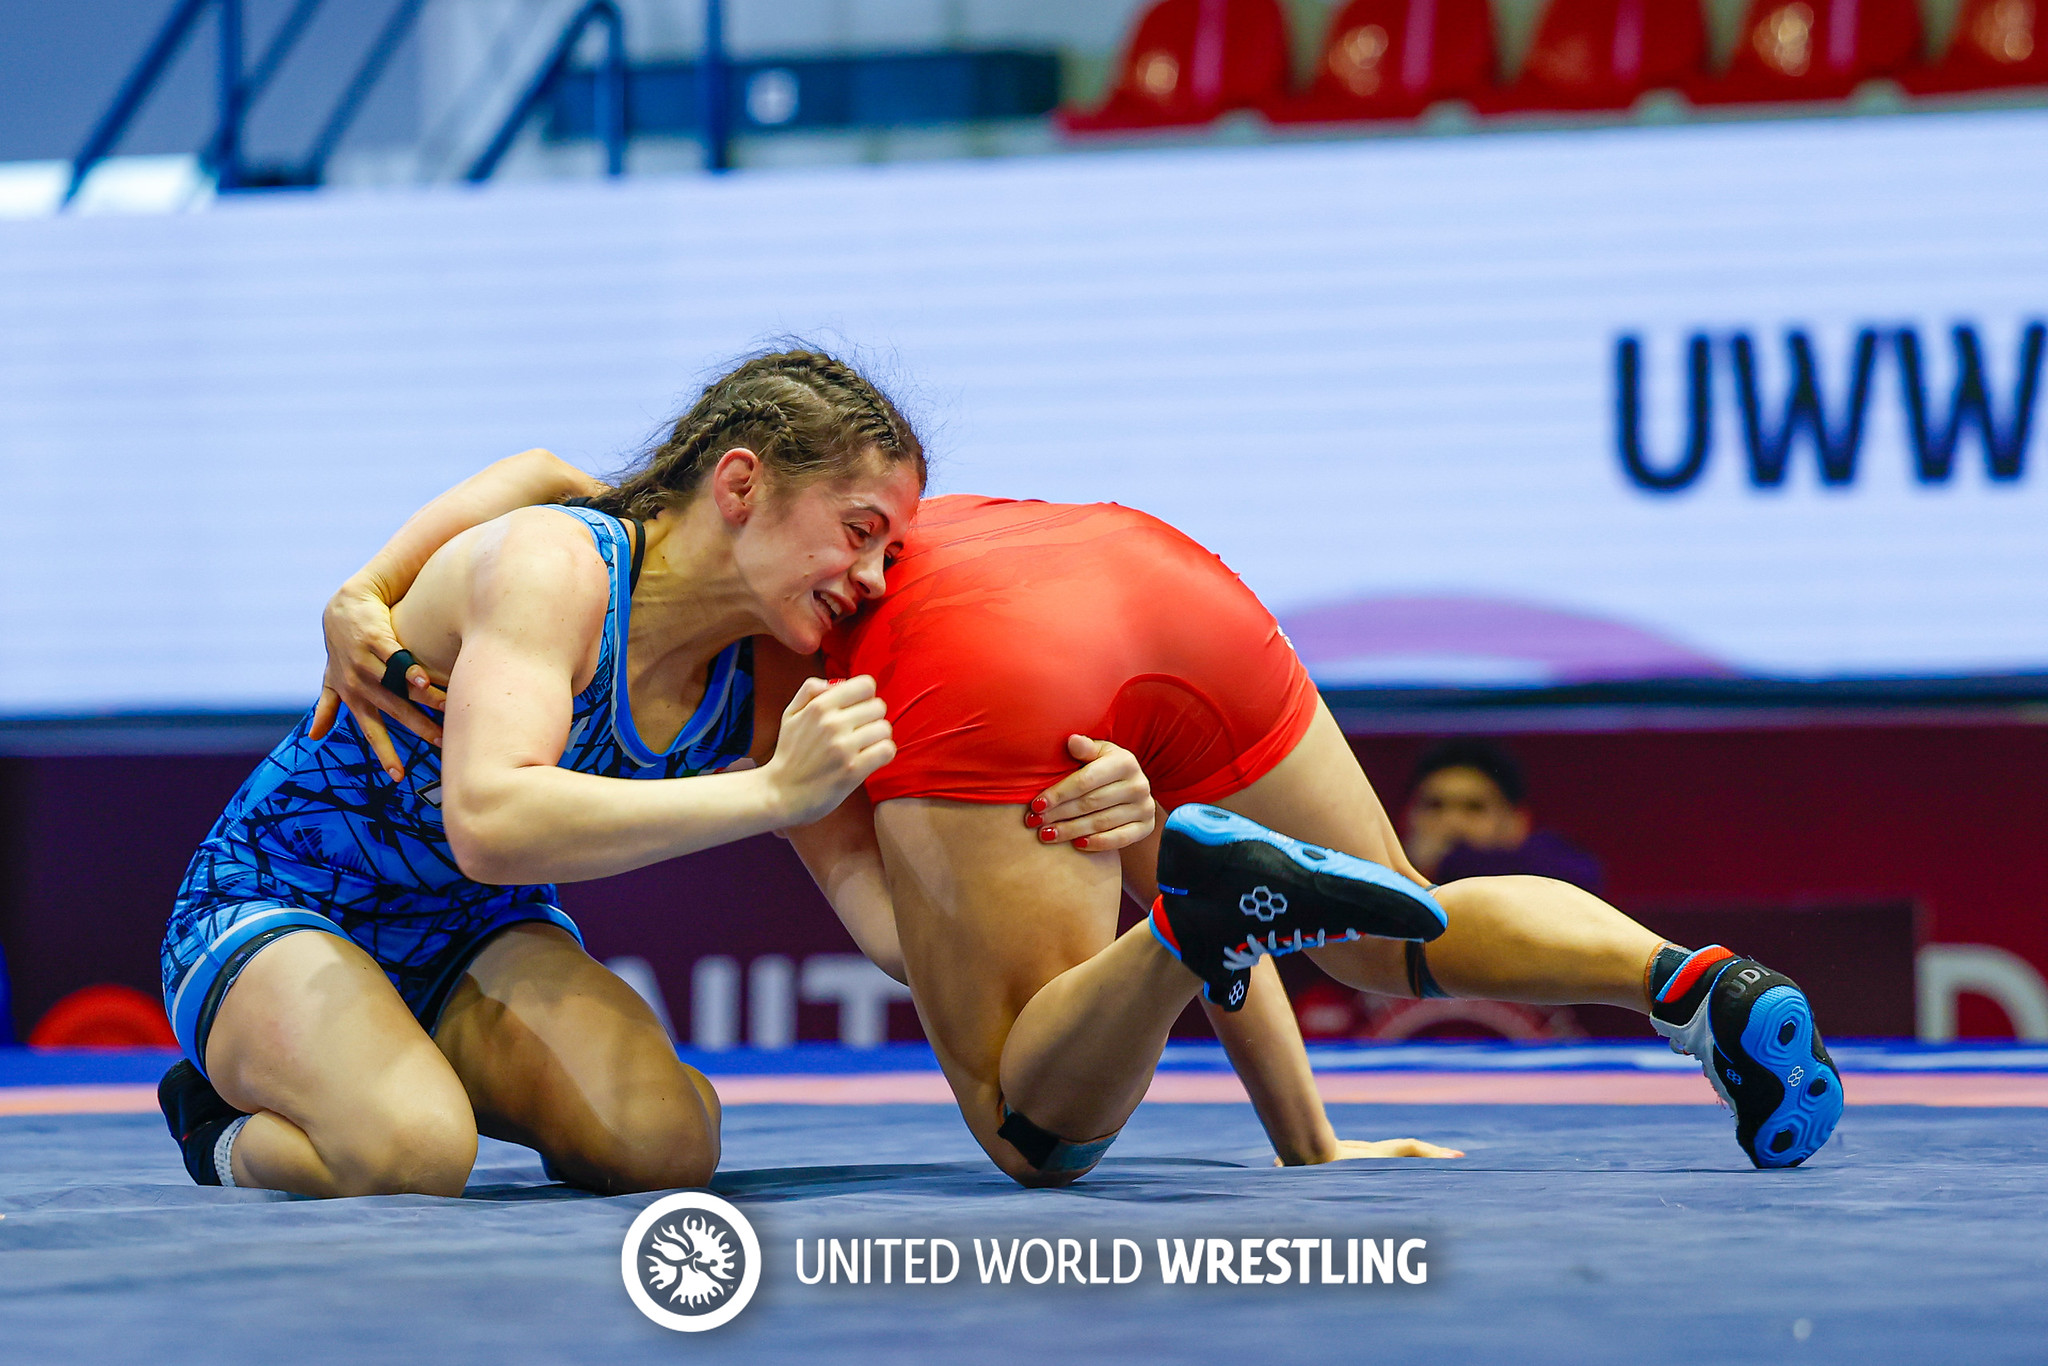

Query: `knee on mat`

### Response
(331, 1101, 478, 1198)
(554, 1093, 719, 1194)
(989, 1108, 1112, 1189)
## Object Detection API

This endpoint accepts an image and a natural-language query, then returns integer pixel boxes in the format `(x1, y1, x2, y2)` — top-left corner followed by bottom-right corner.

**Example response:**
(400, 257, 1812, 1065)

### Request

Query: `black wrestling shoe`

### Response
(158, 1060, 246, 1187)
(1150, 804, 1446, 1012)
(1650, 947, 1845, 1169)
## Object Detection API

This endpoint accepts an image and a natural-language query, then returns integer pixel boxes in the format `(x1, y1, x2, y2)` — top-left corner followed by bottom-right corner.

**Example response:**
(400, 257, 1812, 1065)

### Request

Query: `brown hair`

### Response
(593, 349, 925, 521)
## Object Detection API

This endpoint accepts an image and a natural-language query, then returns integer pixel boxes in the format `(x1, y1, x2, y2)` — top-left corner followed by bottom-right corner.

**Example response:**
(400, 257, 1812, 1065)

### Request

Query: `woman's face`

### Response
(735, 456, 921, 653)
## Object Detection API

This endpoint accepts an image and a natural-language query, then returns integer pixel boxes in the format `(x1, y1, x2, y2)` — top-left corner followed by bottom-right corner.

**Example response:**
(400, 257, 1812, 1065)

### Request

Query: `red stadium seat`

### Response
(1058, 0, 1294, 132)
(1264, 0, 1497, 124)
(1688, 0, 1922, 104)
(1478, 0, 1707, 112)
(1902, 0, 2048, 93)
(28, 984, 178, 1049)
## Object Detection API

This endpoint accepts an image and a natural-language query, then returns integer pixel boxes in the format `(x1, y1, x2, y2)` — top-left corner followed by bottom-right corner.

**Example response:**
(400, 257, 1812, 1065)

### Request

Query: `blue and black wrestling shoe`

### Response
(1150, 804, 1446, 1012)
(1650, 946, 1845, 1168)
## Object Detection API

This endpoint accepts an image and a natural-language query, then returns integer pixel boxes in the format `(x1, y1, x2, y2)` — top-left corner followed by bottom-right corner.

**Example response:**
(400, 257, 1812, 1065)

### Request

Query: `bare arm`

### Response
(315, 448, 604, 779)
(438, 511, 894, 885)
(1205, 959, 1340, 1163)
(1120, 836, 1460, 1166)
(1207, 968, 1463, 1162)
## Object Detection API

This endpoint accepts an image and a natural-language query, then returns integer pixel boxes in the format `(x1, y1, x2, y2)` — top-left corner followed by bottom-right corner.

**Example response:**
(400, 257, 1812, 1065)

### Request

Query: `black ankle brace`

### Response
(1405, 940, 1451, 1000)
(1647, 943, 1694, 1001)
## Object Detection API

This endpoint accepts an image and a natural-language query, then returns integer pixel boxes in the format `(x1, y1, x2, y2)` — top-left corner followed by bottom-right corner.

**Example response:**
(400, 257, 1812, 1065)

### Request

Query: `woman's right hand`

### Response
(764, 676, 896, 828)
(309, 575, 448, 782)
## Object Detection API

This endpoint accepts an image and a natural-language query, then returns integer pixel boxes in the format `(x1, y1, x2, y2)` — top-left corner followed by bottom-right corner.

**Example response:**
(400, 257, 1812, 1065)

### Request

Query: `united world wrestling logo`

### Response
(648, 1216, 736, 1307)
(621, 1191, 761, 1332)
(1239, 886, 1287, 921)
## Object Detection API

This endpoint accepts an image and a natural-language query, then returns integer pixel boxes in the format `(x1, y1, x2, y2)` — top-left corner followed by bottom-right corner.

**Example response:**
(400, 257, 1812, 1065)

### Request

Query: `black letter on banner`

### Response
(1895, 323, 2044, 484)
(1616, 334, 1712, 492)
(1731, 329, 1878, 488)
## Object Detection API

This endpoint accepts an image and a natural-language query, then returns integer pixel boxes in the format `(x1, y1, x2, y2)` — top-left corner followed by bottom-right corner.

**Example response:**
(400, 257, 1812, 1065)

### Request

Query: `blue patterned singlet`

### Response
(162, 505, 756, 1069)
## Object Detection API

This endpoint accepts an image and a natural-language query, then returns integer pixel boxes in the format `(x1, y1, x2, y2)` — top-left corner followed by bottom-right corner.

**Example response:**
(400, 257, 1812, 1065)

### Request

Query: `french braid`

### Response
(594, 349, 924, 520)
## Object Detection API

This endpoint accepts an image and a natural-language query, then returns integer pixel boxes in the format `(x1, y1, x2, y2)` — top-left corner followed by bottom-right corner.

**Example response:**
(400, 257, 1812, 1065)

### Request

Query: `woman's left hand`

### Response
(310, 576, 447, 781)
(1025, 735, 1156, 852)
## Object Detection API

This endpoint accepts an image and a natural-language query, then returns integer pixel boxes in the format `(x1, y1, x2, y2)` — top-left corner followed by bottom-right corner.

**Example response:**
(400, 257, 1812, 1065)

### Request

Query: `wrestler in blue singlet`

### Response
(161, 505, 756, 1072)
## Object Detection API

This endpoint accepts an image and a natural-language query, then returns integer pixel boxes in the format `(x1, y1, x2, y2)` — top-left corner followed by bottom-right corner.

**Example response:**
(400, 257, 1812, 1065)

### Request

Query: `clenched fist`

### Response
(764, 676, 897, 829)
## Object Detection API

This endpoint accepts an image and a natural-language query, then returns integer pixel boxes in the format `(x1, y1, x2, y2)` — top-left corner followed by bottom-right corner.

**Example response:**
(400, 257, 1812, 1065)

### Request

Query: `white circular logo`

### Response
(621, 1191, 762, 1332)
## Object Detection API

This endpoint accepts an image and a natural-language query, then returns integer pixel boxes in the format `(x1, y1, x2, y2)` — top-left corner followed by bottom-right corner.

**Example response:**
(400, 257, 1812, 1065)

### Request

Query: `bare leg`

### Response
(876, 797, 1195, 1186)
(1120, 827, 1342, 1164)
(1326, 876, 1665, 1010)
(881, 790, 1458, 1183)
(872, 702, 1660, 1186)
(205, 931, 478, 1197)
(434, 923, 720, 1194)
(1218, 704, 1427, 882)
(1211, 702, 1664, 1012)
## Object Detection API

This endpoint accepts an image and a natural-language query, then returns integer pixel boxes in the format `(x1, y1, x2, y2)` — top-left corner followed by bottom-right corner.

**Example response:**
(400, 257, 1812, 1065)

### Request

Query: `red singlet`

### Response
(824, 496, 1319, 810)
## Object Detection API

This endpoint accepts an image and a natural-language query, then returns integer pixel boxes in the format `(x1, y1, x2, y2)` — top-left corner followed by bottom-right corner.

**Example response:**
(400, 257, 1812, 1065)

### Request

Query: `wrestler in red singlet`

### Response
(825, 496, 1319, 811)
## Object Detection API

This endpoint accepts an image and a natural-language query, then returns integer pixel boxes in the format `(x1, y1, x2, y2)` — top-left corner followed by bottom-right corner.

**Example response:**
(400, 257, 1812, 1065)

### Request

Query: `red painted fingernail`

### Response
(1039, 827, 1057, 843)
(1029, 797, 1048, 813)
(1024, 813, 1042, 828)
(1074, 836, 1089, 849)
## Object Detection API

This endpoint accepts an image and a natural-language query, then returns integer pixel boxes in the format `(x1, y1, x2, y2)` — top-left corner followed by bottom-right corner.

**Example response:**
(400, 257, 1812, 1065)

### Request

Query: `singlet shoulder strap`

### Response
(561, 497, 647, 593)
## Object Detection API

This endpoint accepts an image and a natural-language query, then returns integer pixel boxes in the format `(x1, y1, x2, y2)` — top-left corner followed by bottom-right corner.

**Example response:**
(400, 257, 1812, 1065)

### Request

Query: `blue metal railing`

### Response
(64, 0, 427, 204)
(700, 0, 730, 173)
(64, 0, 214, 206)
(465, 0, 627, 183)
(212, 0, 243, 188)
(297, 0, 428, 186)
(204, 0, 324, 178)
(68, 0, 782, 195)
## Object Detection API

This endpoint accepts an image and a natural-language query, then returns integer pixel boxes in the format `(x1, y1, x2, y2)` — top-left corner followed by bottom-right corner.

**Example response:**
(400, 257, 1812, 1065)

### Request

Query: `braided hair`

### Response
(593, 349, 925, 521)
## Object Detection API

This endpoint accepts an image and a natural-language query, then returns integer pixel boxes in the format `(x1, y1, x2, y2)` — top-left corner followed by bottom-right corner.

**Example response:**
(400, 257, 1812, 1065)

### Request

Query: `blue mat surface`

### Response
(3, 1097, 2044, 1364)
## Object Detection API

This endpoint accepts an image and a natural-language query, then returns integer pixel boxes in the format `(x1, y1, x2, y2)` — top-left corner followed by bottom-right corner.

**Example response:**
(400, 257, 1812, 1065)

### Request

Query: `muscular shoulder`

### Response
(389, 506, 609, 692)
(466, 507, 610, 631)
(470, 506, 605, 581)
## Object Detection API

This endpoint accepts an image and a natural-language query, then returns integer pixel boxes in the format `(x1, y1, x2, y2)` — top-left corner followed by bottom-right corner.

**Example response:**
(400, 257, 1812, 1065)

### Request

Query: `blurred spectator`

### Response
(1286, 738, 1608, 1041)
(1403, 738, 1604, 894)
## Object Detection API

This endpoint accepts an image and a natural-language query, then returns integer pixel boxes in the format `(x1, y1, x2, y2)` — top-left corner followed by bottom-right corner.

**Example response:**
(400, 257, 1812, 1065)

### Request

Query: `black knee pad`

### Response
(997, 1106, 1118, 1175)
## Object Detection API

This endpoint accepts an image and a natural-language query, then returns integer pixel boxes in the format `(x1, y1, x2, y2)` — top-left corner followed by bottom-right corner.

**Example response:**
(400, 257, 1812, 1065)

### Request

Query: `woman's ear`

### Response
(709, 447, 764, 524)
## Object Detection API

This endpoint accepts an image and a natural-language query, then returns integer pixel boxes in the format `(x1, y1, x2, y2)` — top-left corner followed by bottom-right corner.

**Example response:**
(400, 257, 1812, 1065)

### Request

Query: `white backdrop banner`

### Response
(3, 108, 2045, 712)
